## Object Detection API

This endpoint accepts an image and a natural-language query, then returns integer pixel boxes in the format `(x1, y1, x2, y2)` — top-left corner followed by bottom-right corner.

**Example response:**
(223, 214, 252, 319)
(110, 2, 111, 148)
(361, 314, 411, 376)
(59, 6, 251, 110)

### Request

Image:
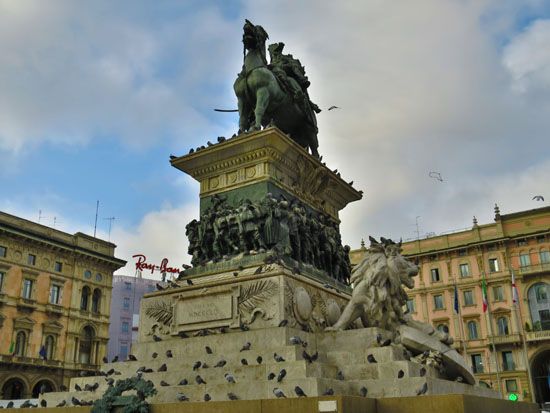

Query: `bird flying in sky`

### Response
(428, 171, 443, 182)
(533, 195, 544, 201)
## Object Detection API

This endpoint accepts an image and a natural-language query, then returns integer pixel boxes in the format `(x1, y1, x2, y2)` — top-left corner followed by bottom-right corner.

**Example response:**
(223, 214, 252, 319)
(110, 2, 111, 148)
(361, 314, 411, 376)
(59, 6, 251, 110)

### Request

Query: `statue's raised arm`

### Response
(233, 20, 321, 158)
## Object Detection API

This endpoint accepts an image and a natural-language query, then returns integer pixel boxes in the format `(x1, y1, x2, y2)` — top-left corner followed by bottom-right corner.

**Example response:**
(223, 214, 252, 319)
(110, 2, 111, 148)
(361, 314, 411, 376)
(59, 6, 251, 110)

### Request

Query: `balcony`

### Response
(489, 333, 521, 345)
(517, 262, 550, 276)
(0, 354, 62, 368)
(45, 304, 64, 316)
(526, 330, 550, 342)
(16, 297, 37, 311)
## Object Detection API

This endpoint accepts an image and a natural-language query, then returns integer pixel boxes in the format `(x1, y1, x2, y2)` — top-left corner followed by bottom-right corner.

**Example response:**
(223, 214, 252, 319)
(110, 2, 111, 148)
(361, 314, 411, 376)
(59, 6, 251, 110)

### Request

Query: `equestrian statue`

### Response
(234, 20, 321, 157)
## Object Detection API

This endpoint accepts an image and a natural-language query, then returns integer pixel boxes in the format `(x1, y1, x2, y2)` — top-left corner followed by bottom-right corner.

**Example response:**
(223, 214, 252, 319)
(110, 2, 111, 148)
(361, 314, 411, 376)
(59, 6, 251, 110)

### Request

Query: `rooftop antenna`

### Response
(93, 200, 99, 237)
(38, 210, 42, 223)
(415, 216, 421, 240)
(103, 217, 115, 241)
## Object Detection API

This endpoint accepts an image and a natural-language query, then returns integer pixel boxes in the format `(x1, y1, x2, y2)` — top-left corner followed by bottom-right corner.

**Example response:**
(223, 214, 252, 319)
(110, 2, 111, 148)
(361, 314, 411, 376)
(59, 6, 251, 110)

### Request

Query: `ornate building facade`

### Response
(351, 205, 550, 403)
(0, 211, 125, 399)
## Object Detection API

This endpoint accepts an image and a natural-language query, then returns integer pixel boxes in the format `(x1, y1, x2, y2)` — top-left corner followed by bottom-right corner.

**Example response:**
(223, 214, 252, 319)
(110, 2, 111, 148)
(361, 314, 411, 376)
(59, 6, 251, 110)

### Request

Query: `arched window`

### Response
(91, 289, 101, 314)
(79, 326, 95, 364)
(14, 331, 27, 356)
(80, 286, 90, 311)
(497, 317, 509, 335)
(467, 321, 478, 340)
(528, 282, 550, 331)
(45, 335, 55, 360)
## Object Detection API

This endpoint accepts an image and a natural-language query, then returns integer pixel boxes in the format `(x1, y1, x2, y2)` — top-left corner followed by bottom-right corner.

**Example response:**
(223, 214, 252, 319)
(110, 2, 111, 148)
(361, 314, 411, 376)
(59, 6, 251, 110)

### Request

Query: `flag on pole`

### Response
(482, 274, 488, 313)
(39, 345, 47, 360)
(454, 284, 460, 314)
(8, 341, 14, 354)
(511, 270, 519, 305)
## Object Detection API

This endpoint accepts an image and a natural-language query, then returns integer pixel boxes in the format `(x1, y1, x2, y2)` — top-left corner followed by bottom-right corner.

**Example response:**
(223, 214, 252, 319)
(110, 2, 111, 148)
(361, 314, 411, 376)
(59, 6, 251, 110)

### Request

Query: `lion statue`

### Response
(326, 236, 418, 332)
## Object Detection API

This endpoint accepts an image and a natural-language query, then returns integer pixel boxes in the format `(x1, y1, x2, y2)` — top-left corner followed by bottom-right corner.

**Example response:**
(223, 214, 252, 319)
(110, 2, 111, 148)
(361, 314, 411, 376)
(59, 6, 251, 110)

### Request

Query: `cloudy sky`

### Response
(1, 0, 549, 276)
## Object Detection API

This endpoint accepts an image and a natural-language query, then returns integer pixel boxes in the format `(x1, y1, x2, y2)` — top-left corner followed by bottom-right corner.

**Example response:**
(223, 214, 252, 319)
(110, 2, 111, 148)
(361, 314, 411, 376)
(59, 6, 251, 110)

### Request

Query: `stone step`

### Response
(326, 344, 408, 365)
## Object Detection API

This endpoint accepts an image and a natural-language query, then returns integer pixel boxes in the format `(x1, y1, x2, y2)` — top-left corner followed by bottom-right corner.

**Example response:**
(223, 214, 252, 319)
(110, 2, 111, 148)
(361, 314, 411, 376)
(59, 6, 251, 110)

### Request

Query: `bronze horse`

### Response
(233, 20, 320, 157)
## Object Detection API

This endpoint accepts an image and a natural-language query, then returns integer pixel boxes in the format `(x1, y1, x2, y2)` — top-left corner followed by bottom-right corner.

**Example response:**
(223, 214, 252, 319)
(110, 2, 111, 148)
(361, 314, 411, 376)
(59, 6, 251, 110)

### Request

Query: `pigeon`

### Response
(277, 369, 287, 382)
(278, 319, 288, 327)
(398, 370, 405, 379)
(295, 386, 307, 397)
(40, 399, 47, 408)
(416, 382, 428, 395)
(158, 363, 167, 372)
(241, 358, 248, 366)
(274, 353, 285, 362)
(428, 171, 443, 182)
(205, 346, 213, 354)
(533, 195, 545, 201)
(256, 356, 263, 364)
(302, 350, 318, 363)
(348, 181, 354, 186)
(170, 155, 177, 160)
(367, 354, 377, 363)
(179, 379, 188, 385)
(152, 352, 158, 359)
(56, 400, 67, 407)
(376, 333, 391, 347)
(20, 400, 34, 408)
(75, 384, 82, 391)
(228, 392, 239, 400)
(238, 265, 244, 271)
(214, 359, 227, 368)
(273, 388, 286, 398)
(240, 342, 251, 352)
(224, 373, 236, 383)
(188, 148, 195, 154)
(6, 401, 14, 408)
(290, 336, 303, 346)
(106, 378, 115, 386)
(292, 265, 300, 275)
(193, 361, 202, 371)
(160, 380, 170, 387)
(186, 279, 194, 286)
(336, 370, 345, 380)
(204, 394, 211, 402)
(359, 386, 368, 397)
(181, 264, 192, 270)
(323, 388, 334, 396)
(60, 385, 68, 392)
(128, 354, 137, 361)
(202, 363, 209, 369)
(233, 272, 239, 277)
(177, 393, 189, 402)
(217, 136, 226, 143)
(102, 356, 108, 363)
(219, 327, 228, 334)
(239, 323, 250, 331)
(153, 335, 162, 342)
(267, 372, 276, 380)
(178, 331, 189, 339)
(105, 368, 115, 376)
(143, 368, 153, 373)
(253, 266, 263, 275)
(71, 397, 82, 406)
(328, 106, 340, 111)
(419, 367, 426, 377)
(195, 375, 207, 385)
(207, 141, 214, 147)
(156, 283, 164, 291)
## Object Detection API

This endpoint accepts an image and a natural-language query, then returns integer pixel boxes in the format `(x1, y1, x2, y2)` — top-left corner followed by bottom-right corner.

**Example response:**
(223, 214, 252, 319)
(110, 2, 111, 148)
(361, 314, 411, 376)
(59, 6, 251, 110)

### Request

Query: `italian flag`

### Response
(511, 270, 519, 305)
(8, 341, 14, 354)
(482, 275, 488, 313)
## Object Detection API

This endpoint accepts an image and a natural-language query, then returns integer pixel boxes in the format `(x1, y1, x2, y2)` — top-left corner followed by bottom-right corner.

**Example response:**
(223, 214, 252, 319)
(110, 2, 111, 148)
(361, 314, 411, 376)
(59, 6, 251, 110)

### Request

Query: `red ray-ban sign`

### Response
(132, 254, 181, 275)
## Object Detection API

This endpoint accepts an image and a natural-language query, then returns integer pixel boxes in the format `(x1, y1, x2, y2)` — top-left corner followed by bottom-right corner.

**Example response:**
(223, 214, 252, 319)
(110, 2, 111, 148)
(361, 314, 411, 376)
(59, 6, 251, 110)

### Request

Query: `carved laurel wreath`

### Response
(144, 300, 173, 326)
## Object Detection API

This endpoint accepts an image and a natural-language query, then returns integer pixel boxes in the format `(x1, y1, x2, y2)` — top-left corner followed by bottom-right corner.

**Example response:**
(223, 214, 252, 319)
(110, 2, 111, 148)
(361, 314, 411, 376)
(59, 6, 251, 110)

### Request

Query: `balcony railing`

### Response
(0, 354, 62, 368)
(526, 330, 550, 342)
(489, 334, 521, 345)
(517, 262, 550, 276)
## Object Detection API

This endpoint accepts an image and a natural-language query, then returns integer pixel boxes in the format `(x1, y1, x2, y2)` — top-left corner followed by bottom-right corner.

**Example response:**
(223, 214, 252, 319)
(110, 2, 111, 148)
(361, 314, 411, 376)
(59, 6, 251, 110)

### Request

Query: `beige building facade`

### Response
(351, 205, 550, 403)
(0, 211, 125, 399)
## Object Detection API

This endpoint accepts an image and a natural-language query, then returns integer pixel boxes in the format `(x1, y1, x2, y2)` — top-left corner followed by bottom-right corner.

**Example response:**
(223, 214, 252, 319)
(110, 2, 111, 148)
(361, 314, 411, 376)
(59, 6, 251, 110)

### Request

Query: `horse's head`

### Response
(242, 19, 269, 51)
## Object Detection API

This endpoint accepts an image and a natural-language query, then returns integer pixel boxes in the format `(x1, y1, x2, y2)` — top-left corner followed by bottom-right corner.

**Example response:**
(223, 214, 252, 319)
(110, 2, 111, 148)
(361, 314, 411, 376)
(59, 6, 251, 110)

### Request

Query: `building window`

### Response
(540, 251, 550, 264)
(517, 239, 527, 247)
(80, 286, 90, 311)
(459, 263, 470, 277)
(84, 270, 92, 279)
(49, 285, 61, 305)
(458, 249, 467, 257)
(406, 298, 415, 313)
(96, 273, 103, 282)
(505, 379, 518, 392)
(497, 317, 509, 335)
(27, 254, 36, 266)
(519, 253, 531, 267)
(488, 258, 499, 273)
(436, 324, 449, 334)
(14, 331, 27, 356)
(493, 285, 504, 302)
(123, 297, 130, 310)
(120, 344, 128, 360)
(121, 322, 129, 333)
(0, 246, 6, 257)
(537, 235, 546, 243)
(91, 289, 101, 313)
(463, 290, 475, 306)
(54, 261, 63, 272)
(471, 354, 483, 373)
(124, 282, 132, 291)
(0, 271, 4, 292)
(430, 268, 440, 282)
(22, 279, 33, 299)
(45, 335, 55, 360)
(536, 285, 548, 303)
(467, 321, 479, 340)
(434, 294, 444, 309)
(502, 351, 514, 371)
